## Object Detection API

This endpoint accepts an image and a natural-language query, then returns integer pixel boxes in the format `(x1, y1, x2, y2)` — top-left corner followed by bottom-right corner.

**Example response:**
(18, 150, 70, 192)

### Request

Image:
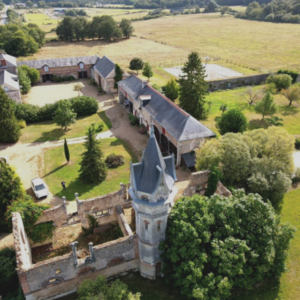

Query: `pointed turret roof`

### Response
(131, 123, 177, 195)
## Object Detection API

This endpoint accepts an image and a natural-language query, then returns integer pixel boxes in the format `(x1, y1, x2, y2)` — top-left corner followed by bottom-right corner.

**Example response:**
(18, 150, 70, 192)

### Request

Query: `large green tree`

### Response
(54, 100, 77, 130)
(114, 64, 124, 88)
(178, 52, 208, 120)
(161, 191, 295, 300)
(142, 62, 153, 81)
(79, 124, 107, 184)
(255, 91, 277, 119)
(119, 18, 134, 38)
(196, 127, 294, 205)
(17, 67, 31, 94)
(56, 16, 75, 41)
(129, 57, 144, 75)
(0, 88, 21, 143)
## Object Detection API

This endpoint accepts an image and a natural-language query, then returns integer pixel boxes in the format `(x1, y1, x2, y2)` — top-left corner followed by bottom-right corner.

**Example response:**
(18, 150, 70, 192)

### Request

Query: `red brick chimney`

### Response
(0, 59, 7, 67)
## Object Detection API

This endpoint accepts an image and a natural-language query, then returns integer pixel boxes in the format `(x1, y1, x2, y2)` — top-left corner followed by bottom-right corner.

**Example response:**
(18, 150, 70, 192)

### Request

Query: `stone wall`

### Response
(207, 73, 270, 91)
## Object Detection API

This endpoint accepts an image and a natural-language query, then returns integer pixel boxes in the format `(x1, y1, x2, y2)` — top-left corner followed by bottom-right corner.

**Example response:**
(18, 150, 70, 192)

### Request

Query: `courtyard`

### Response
(23, 79, 112, 106)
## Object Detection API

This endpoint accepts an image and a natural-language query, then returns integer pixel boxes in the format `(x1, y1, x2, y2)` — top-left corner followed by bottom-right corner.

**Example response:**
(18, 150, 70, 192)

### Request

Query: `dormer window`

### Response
(3, 86, 9, 92)
(79, 62, 84, 69)
(44, 65, 49, 72)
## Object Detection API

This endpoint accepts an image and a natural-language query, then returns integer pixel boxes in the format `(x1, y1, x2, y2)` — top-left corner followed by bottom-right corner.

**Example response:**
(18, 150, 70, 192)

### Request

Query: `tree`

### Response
(73, 17, 88, 41)
(0, 87, 21, 143)
(17, 66, 31, 94)
(164, 78, 179, 101)
(114, 64, 123, 89)
(64, 138, 70, 163)
(204, 0, 219, 12)
(98, 15, 122, 42)
(26, 1, 33, 7)
(79, 124, 107, 184)
(242, 87, 263, 106)
(266, 74, 292, 91)
(161, 191, 295, 300)
(77, 275, 141, 300)
(56, 16, 74, 41)
(178, 52, 208, 120)
(0, 160, 23, 230)
(255, 92, 277, 119)
(219, 103, 228, 114)
(142, 62, 153, 81)
(21, 65, 40, 85)
(217, 109, 248, 135)
(196, 127, 294, 205)
(129, 57, 144, 75)
(73, 83, 83, 96)
(120, 18, 134, 38)
(54, 100, 77, 130)
(220, 5, 230, 15)
(281, 85, 300, 106)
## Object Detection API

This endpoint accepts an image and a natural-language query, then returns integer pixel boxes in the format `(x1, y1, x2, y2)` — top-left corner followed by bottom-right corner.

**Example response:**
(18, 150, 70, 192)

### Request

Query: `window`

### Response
(44, 65, 49, 72)
(3, 86, 9, 92)
(79, 62, 84, 69)
(144, 220, 149, 230)
(157, 221, 162, 231)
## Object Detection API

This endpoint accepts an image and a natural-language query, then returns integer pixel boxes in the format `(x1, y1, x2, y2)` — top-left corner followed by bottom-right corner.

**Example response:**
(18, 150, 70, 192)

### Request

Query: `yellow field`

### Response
(84, 8, 148, 17)
(133, 13, 300, 72)
(25, 13, 58, 32)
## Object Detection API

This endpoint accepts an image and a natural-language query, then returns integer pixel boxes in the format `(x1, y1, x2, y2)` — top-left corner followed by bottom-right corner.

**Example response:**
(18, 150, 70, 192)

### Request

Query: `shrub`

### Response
(266, 74, 292, 91)
(29, 221, 54, 243)
(52, 74, 75, 82)
(264, 83, 277, 94)
(129, 113, 139, 126)
(70, 96, 99, 116)
(17, 67, 31, 94)
(18, 120, 26, 128)
(105, 153, 125, 168)
(95, 122, 104, 133)
(277, 69, 299, 84)
(216, 109, 248, 135)
(204, 165, 220, 196)
(89, 78, 97, 86)
(295, 138, 300, 150)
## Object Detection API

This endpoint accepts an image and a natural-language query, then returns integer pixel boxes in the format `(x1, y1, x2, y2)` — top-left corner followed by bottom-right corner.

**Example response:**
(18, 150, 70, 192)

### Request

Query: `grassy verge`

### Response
(43, 138, 137, 200)
(202, 86, 300, 136)
(20, 111, 111, 143)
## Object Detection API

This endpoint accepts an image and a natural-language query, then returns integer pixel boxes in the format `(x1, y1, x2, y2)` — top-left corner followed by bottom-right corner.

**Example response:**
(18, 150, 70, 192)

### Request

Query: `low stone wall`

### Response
(116, 206, 133, 237)
(207, 73, 270, 91)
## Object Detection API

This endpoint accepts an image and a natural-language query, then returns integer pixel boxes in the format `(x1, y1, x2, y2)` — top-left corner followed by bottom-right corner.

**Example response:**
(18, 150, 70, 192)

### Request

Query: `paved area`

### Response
(294, 151, 300, 172)
(164, 63, 243, 80)
(23, 79, 111, 106)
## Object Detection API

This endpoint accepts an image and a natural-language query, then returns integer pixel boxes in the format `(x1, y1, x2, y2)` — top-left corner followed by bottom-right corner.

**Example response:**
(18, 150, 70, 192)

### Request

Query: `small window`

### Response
(144, 220, 149, 230)
(44, 65, 49, 72)
(79, 62, 84, 69)
(157, 221, 162, 231)
(3, 86, 9, 92)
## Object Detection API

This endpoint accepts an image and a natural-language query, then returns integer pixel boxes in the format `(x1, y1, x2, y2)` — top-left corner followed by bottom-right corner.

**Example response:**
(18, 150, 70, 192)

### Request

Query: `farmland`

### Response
(24, 12, 58, 32)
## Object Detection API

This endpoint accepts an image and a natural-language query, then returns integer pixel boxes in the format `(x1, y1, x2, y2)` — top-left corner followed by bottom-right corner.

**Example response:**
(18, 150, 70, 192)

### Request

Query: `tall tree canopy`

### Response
(196, 127, 294, 205)
(178, 52, 208, 120)
(161, 191, 295, 300)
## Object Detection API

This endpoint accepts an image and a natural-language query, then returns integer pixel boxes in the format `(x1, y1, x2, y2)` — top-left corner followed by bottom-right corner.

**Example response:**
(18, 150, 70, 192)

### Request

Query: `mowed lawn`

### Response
(134, 13, 300, 72)
(20, 111, 112, 143)
(43, 138, 137, 200)
(25, 13, 58, 32)
(202, 86, 300, 136)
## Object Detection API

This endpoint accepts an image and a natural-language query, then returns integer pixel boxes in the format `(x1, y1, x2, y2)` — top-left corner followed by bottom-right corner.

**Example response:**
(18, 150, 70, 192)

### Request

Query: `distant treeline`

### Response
(56, 15, 134, 41)
(236, 0, 300, 23)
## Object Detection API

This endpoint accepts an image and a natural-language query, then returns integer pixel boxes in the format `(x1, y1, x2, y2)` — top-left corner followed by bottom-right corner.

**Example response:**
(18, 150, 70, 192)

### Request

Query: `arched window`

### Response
(44, 65, 49, 72)
(79, 62, 84, 69)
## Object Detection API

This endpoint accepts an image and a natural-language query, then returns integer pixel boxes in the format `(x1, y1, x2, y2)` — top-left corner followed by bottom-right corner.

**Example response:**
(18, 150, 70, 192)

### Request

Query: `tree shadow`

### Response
(248, 119, 269, 130)
(279, 105, 299, 116)
(42, 163, 68, 178)
(97, 111, 112, 129)
(32, 127, 67, 143)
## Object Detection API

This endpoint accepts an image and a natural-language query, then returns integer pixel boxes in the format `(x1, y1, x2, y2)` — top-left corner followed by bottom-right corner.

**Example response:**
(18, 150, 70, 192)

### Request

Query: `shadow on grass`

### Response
(43, 163, 68, 178)
(98, 111, 112, 129)
(110, 138, 138, 163)
(248, 119, 269, 130)
(279, 105, 299, 116)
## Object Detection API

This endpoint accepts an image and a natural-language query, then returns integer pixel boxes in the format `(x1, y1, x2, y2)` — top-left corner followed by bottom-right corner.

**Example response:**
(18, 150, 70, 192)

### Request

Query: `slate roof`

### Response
(118, 75, 216, 142)
(0, 70, 19, 90)
(182, 152, 196, 168)
(131, 125, 177, 195)
(0, 54, 17, 68)
(94, 55, 115, 78)
(17, 56, 99, 69)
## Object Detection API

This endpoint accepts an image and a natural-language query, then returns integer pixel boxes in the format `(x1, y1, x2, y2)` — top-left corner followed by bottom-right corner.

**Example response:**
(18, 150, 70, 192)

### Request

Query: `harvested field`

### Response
(25, 13, 58, 32)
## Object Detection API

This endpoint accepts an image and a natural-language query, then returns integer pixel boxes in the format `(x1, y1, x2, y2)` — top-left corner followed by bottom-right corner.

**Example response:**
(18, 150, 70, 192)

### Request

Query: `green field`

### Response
(20, 111, 111, 143)
(201, 85, 300, 136)
(43, 138, 137, 201)
(25, 13, 58, 32)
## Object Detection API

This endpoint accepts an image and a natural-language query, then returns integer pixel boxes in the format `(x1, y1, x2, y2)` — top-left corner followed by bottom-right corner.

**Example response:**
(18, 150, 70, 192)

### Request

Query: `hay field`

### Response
(25, 13, 58, 32)
(134, 13, 300, 72)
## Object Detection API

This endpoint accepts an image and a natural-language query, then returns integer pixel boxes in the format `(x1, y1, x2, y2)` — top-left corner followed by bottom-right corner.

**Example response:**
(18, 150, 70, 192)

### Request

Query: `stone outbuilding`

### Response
(118, 75, 216, 167)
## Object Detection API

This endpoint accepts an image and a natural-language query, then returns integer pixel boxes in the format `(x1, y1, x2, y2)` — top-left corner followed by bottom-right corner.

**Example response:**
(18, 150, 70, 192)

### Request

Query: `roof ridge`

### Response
(18, 55, 98, 64)
(177, 115, 191, 141)
(102, 55, 115, 65)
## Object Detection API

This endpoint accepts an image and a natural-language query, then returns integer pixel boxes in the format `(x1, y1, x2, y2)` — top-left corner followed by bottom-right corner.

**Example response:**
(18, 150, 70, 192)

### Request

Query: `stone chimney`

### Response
(0, 59, 7, 67)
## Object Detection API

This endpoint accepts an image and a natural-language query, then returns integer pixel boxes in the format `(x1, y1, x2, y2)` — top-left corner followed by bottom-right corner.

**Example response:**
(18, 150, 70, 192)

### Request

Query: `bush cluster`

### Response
(129, 113, 139, 126)
(13, 96, 98, 123)
(266, 74, 292, 91)
(105, 153, 125, 168)
(277, 69, 299, 84)
(52, 74, 76, 82)
(295, 138, 300, 150)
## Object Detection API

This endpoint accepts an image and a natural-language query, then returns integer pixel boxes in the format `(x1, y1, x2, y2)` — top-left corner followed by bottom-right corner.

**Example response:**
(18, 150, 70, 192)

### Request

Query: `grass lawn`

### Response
(202, 86, 300, 136)
(43, 138, 137, 201)
(25, 13, 58, 32)
(20, 111, 112, 143)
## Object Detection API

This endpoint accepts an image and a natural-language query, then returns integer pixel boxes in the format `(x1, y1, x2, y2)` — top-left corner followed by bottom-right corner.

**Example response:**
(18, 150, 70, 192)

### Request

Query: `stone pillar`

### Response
(70, 241, 78, 266)
(88, 242, 94, 262)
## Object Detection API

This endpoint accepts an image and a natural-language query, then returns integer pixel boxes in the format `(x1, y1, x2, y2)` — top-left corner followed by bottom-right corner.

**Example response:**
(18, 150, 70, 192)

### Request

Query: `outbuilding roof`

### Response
(17, 56, 99, 69)
(118, 75, 216, 142)
(0, 53, 17, 68)
(94, 55, 115, 78)
(0, 70, 20, 90)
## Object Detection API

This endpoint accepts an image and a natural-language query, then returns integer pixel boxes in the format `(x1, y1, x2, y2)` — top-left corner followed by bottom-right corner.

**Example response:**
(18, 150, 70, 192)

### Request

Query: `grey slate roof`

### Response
(118, 75, 216, 142)
(0, 54, 17, 68)
(17, 56, 99, 69)
(0, 70, 19, 90)
(131, 125, 177, 195)
(182, 152, 196, 168)
(94, 55, 115, 78)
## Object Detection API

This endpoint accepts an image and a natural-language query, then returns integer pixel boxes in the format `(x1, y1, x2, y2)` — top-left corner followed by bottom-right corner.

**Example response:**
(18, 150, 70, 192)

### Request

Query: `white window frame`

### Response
(44, 65, 49, 72)
(79, 62, 84, 69)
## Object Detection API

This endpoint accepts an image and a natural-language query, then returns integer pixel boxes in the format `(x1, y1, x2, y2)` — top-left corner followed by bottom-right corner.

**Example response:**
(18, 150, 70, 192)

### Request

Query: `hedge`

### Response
(14, 96, 99, 123)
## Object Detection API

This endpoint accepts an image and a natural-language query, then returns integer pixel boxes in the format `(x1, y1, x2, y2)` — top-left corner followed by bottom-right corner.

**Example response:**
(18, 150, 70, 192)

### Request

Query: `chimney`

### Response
(0, 59, 7, 67)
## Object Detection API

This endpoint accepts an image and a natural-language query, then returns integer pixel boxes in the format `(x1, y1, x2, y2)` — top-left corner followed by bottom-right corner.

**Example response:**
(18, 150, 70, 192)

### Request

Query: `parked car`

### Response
(31, 178, 49, 199)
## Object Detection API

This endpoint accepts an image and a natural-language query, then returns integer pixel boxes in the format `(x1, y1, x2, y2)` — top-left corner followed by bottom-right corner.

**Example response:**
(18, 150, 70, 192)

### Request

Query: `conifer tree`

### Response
(114, 64, 123, 88)
(0, 87, 21, 143)
(178, 52, 208, 120)
(64, 138, 70, 163)
(255, 91, 277, 119)
(142, 62, 153, 81)
(79, 124, 107, 184)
